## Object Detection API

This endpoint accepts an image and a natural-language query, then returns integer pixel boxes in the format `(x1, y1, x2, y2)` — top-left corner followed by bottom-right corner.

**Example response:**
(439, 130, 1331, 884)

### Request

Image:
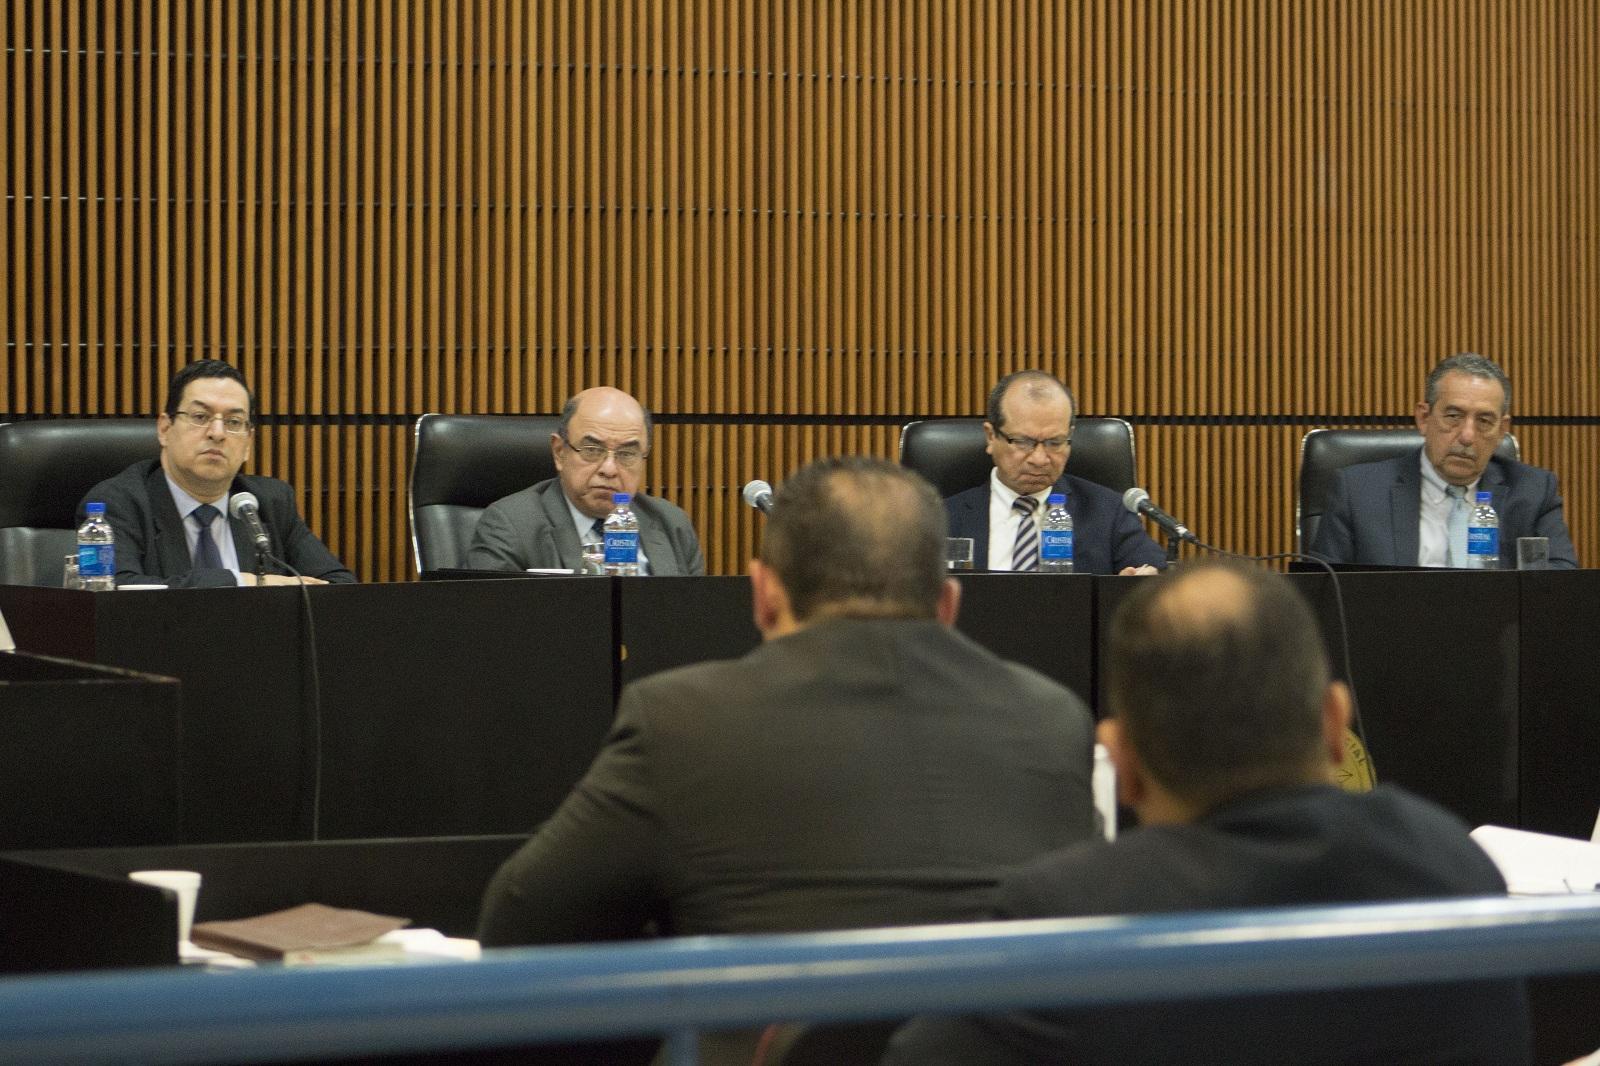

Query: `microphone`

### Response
(742, 479, 776, 514)
(1122, 487, 1198, 544)
(228, 492, 274, 555)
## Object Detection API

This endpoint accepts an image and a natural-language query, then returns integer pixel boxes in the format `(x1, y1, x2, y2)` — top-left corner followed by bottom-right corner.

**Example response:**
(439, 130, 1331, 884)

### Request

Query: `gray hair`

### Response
(1424, 353, 1511, 413)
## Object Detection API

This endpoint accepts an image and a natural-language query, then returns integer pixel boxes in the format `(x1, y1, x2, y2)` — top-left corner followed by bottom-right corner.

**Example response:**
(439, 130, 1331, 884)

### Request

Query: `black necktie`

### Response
(191, 504, 224, 569)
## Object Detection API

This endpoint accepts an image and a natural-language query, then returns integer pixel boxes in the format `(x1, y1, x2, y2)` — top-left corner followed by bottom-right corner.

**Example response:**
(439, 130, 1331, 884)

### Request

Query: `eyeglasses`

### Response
(173, 410, 252, 436)
(997, 432, 1072, 454)
(562, 436, 647, 468)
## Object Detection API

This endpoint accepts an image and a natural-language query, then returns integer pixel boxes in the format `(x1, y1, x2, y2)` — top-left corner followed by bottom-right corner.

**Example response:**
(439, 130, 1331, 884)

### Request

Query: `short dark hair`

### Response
(1107, 559, 1331, 809)
(557, 392, 654, 444)
(164, 359, 255, 420)
(985, 370, 1076, 432)
(1425, 352, 1512, 413)
(759, 457, 947, 622)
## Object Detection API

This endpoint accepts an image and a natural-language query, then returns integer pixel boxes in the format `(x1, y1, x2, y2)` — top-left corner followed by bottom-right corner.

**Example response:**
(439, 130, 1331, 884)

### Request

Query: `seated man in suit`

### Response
(77, 359, 356, 588)
(945, 370, 1166, 574)
(479, 456, 1096, 947)
(1310, 352, 1578, 568)
(884, 559, 1530, 1066)
(466, 386, 705, 574)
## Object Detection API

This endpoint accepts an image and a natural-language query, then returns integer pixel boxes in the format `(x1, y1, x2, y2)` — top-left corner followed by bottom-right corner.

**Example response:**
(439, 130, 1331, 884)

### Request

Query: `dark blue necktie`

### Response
(191, 504, 224, 569)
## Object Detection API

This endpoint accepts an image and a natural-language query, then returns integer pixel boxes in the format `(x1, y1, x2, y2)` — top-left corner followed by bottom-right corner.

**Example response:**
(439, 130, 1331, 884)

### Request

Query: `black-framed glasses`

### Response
(561, 436, 648, 468)
(173, 410, 252, 436)
(997, 432, 1071, 454)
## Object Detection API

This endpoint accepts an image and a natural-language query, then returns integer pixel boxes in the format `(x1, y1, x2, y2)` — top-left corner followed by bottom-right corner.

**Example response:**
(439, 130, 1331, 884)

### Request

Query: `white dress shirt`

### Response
(1417, 452, 1480, 568)
(986, 468, 1053, 571)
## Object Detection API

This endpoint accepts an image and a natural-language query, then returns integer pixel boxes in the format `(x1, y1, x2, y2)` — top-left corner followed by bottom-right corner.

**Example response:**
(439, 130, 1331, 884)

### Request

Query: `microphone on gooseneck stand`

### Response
(229, 491, 273, 582)
(1122, 487, 1199, 563)
(742, 480, 776, 515)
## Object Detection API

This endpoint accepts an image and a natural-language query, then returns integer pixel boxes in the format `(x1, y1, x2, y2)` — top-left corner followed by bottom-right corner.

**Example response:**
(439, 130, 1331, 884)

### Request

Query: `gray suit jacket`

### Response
(465, 477, 705, 575)
(477, 618, 1096, 946)
(1309, 449, 1578, 569)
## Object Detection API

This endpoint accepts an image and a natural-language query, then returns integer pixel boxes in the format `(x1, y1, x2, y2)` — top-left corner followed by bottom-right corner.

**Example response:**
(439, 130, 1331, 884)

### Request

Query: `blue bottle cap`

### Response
(1046, 493, 1066, 505)
(612, 492, 632, 505)
(1475, 491, 1492, 503)
(85, 502, 106, 514)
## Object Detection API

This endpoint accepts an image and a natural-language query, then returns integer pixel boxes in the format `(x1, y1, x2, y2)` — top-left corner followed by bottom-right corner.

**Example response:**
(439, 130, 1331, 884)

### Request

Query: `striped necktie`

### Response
(1012, 495, 1039, 572)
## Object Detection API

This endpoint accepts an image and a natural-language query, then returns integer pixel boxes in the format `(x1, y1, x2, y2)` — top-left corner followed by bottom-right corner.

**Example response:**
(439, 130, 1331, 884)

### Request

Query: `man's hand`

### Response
(1117, 565, 1160, 576)
(244, 573, 330, 587)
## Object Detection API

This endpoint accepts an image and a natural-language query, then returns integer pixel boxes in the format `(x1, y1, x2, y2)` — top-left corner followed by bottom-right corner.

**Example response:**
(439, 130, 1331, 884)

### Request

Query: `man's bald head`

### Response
(552, 387, 655, 520)
(1106, 559, 1334, 811)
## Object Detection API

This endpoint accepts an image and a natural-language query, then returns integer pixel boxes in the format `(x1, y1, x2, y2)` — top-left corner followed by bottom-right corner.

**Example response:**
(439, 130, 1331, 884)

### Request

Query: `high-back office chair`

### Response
(1297, 428, 1520, 552)
(898, 416, 1140, 498)
(0, 419, 158, 586)
(409, 413, 562, 573)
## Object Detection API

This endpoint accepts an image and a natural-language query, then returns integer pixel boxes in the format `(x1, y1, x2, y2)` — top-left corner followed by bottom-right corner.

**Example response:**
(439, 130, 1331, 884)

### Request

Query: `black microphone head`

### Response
(742, 480, 774, 510)
(228, 491, 261, 519)
(1122, 487, 1150, 514)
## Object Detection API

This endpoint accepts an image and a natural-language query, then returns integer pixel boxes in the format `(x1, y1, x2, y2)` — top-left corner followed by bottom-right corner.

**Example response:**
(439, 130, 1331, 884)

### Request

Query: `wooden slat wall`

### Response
(3, 1, 1597, 580)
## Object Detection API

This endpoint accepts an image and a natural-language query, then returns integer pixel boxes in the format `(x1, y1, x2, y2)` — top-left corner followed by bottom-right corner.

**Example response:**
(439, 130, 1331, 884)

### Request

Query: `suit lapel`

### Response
(145, 465, 199, 576)
(224, 479, 263, 571)
(539, 484, 586, 570)
(636, 504, 678, 575)
(1389, 457, 1422, 566)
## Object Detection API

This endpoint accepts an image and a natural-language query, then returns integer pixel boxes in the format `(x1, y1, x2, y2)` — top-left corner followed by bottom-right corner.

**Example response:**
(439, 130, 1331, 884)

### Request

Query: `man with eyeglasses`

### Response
(466, 386, 705, 575)
(945, 370, 1165, 574)
(76, 359, 356, 587)
(1310, 352, 1578, 568)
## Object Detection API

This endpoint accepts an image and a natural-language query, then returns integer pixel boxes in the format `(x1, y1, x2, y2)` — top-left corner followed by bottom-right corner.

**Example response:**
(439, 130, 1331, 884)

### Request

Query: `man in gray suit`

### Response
(1310, 353, 1577, 568)
(478, 456, 1095, 946)
(466, 386, 705, 574)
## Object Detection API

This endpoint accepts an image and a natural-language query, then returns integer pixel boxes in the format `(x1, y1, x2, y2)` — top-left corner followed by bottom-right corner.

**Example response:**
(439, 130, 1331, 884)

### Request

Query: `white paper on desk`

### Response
(1471, 825, 1600, 895)
(0, 607, 13, 652)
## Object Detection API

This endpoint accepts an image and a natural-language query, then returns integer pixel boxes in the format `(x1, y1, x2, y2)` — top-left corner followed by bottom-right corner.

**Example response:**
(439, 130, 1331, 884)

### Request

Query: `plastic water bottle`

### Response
(1466, 490, 1500, 570)
(603, 493, 641, 576)
(77, 502, 117, 591)
(1039, 493, 1074, 573)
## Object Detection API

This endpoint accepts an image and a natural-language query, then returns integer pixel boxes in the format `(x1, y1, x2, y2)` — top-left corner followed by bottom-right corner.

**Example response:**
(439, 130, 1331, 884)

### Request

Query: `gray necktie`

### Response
(1445, 485, 1469, 567)
(191, 504, 224, 569)
(1012, 496, 1039, 572)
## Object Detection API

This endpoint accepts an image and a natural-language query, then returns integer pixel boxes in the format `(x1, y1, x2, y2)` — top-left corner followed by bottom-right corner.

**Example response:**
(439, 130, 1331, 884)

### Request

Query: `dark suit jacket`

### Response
(78, 459, 357, 588)
(1309, 449, 1578, 568)
(884, 785, 1531, 1066)
(478, 618, 1096, 945)
(465, 477, 705, 575)
(945, 474, 1167, 574)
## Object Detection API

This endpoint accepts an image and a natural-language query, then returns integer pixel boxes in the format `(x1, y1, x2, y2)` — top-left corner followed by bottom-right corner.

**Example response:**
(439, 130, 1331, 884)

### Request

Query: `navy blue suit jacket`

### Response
(1309, 449, 1577, 569)
(944, 474, 1167, 575)
(79, 459, 358, 588)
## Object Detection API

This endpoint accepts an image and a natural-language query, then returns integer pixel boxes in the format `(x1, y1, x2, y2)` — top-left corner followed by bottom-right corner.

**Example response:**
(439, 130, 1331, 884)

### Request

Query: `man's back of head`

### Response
(758, 457, 948, 623)
(1106, 559, 1337, 817)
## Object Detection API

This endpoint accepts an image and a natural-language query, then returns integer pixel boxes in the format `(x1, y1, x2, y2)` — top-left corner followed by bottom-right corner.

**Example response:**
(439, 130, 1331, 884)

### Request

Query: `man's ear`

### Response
(936, 577, 962, 627)
(1097, 718, 1146, 809)
(748, 560, 788, 637)
(1322, 681, 1353, 767)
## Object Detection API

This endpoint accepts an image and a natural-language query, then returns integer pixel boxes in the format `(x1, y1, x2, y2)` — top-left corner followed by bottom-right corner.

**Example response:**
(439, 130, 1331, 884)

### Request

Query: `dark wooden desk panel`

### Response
(0, 581, 614, 844)
(1518, 569, 1600, 837)
(951, 573, 1095, 703)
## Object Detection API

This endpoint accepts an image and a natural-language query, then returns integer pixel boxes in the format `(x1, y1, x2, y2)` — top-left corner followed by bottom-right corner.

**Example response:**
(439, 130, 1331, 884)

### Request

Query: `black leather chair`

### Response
(0, 419, 159, 586)
(899, 416, 1140, 498)
(409, 413, 562, 573)
(1297, 428, 1520, 552)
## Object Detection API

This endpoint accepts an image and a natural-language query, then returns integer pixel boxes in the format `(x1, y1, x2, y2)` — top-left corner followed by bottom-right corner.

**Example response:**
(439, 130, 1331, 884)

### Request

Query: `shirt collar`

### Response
(563, 492, 604, 542)
(1418, 450, 1479, 501)
(164, 474, 228, 522)
(989, 467, 1055, 509)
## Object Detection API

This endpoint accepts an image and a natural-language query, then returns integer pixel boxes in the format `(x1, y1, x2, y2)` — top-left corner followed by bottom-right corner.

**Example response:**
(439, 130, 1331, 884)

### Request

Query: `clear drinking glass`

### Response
(62, 552, 84, 590)
(1516, 537, 1551, 571)
(945, 537, 975, 571)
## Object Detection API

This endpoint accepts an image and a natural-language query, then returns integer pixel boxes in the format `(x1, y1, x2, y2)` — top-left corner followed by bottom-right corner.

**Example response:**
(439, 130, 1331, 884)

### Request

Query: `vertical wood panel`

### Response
(2, 1, 1598, 579)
